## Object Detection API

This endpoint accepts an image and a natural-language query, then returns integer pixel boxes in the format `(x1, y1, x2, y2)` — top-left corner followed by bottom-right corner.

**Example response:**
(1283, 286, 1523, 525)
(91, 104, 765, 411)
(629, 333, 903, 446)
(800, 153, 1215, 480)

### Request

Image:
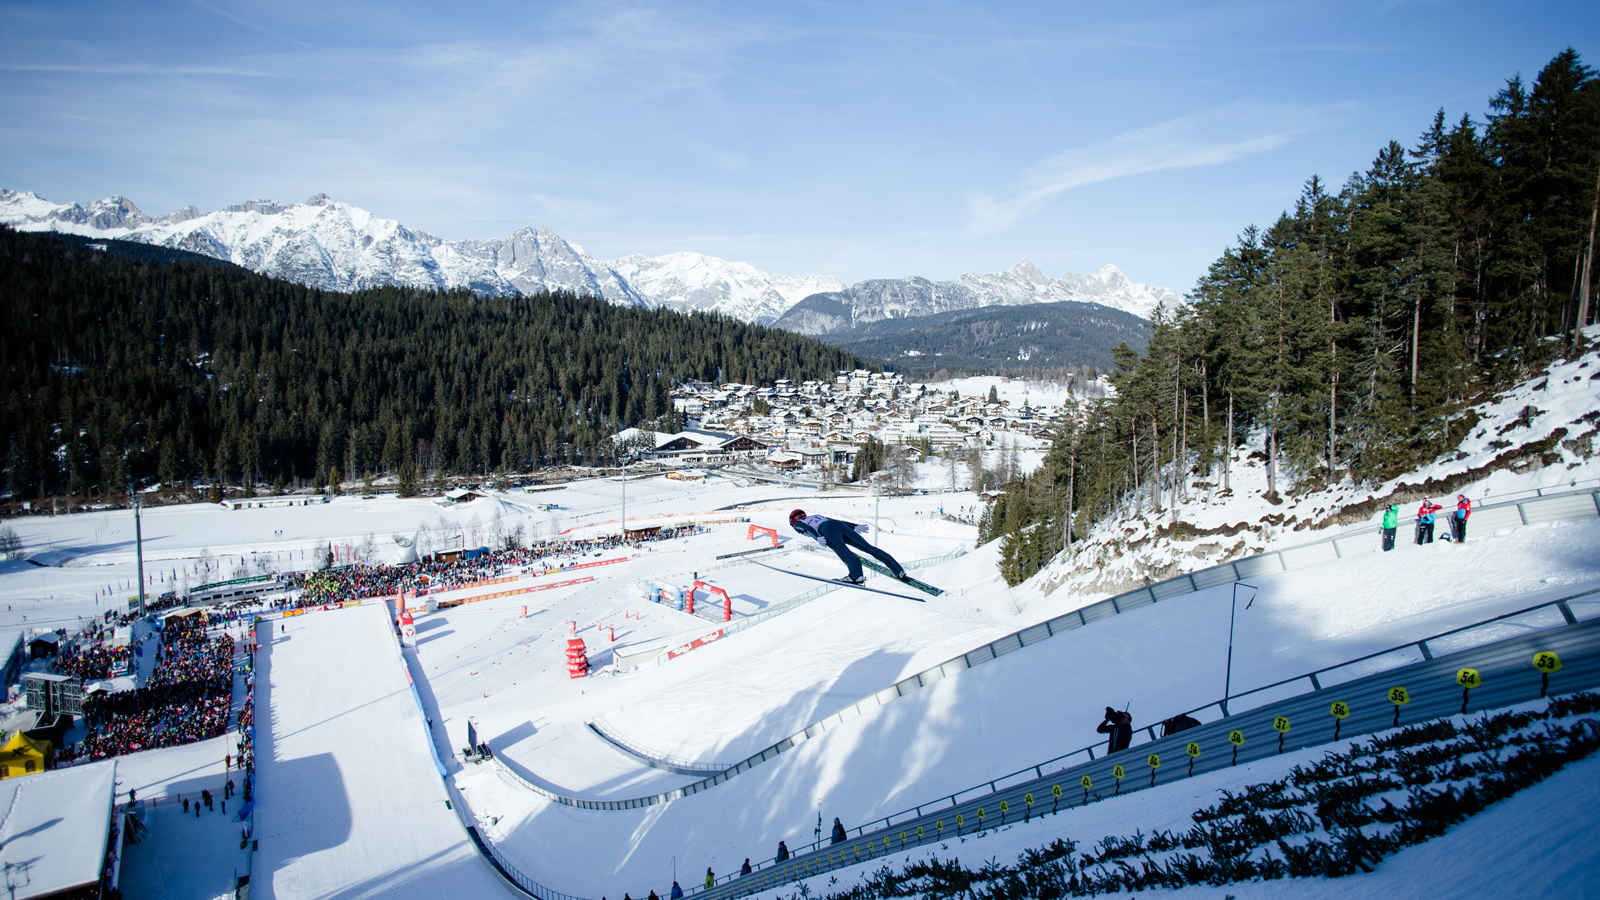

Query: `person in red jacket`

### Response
(1450, 494, 1472, 543)
(1415, 499, 1443, 545)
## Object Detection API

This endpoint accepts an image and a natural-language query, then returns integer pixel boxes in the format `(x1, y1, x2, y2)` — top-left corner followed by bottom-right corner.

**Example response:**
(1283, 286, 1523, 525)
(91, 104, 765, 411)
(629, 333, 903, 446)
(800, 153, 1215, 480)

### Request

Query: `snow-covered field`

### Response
(924, 375, 1089, 409)
(2, 340, 1597, 899)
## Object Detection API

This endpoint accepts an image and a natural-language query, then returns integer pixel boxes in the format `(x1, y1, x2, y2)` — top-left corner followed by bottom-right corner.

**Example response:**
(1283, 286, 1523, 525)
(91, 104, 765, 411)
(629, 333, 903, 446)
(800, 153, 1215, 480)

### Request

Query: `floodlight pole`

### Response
(1224, 581, 1257, 713)
(131, 484, 146, 613)
(614, 446, 626, 538)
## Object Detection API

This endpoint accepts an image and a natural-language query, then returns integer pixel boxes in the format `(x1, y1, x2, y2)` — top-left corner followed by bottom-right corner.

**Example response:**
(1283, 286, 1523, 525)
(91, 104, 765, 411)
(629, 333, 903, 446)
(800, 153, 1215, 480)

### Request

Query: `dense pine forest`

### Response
(983, 49, 1600, 584)
(0, 229, 866, 501)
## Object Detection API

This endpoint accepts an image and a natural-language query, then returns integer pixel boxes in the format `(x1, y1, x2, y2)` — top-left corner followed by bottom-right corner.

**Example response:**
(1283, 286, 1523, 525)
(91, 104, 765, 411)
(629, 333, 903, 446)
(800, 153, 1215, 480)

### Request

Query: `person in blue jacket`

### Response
(789, 509, 908, 585)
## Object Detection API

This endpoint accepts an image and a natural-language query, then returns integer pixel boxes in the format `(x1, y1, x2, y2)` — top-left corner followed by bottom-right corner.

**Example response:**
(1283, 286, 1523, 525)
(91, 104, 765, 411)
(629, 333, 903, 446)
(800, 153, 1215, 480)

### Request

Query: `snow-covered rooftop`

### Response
(0, 759, 116, 899)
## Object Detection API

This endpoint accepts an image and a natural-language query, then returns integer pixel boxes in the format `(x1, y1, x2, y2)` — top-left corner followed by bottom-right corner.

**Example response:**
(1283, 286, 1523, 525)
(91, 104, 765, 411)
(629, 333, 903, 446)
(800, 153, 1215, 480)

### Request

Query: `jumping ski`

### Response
(848, 557, 944, 597)
(798, 545, 944, 596)
(751, 561, 930, 602)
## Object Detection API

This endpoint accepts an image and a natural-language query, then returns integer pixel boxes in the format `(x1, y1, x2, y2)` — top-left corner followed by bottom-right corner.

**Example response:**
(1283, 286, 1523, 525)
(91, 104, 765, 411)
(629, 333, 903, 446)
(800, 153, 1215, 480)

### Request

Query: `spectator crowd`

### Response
(49, 620, 134, 681)
(65, 614, 235, 762)
(279, 527, 704, 606)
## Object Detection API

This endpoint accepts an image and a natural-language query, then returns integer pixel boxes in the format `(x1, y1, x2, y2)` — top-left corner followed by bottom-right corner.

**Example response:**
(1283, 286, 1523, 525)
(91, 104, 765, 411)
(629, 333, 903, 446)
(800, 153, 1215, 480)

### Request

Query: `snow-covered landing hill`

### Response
(1031, 330, 1600, 605)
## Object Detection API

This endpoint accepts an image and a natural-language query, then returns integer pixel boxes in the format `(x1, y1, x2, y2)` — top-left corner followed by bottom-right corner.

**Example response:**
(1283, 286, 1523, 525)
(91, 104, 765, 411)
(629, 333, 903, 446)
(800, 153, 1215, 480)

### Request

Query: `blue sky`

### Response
(0, 1, 1593, 293)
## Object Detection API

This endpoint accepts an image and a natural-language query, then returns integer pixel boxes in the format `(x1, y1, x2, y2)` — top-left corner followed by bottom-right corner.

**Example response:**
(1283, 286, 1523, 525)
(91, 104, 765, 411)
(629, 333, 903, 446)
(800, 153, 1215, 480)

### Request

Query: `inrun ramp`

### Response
(252, 604, 517, 898)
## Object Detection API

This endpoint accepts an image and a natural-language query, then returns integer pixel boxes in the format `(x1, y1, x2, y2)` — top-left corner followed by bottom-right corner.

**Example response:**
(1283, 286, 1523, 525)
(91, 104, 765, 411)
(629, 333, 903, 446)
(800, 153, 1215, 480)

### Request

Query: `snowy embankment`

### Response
(1028, 333, 1600, 607)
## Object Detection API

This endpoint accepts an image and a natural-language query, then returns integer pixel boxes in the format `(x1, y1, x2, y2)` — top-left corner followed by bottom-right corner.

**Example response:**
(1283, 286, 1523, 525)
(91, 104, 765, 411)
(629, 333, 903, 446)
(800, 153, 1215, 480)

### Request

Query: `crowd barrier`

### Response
(435, 576, 596, 610)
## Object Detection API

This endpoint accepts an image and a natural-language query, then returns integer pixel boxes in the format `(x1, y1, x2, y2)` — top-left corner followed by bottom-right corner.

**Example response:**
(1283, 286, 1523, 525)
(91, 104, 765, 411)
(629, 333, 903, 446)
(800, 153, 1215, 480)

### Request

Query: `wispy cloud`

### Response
(965, 103, 1340, 234)
(0, 62, 279, 78)
(190, 0, 312, 49)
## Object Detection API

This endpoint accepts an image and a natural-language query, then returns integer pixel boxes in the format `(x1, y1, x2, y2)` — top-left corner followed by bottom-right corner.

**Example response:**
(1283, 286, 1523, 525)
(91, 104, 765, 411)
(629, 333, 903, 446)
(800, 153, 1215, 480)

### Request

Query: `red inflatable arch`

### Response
(690, 580, 733, 622)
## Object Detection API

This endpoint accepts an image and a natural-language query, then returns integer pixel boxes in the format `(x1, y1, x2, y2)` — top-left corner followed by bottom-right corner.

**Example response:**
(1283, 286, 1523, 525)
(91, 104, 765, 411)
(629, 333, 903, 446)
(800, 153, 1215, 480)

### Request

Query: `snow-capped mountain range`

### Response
(0, 189, 1176, 325)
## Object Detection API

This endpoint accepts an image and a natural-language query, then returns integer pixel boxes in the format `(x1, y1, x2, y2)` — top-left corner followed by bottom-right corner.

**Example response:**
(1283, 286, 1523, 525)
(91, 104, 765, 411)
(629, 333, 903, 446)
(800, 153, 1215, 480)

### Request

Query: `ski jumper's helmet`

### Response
(789, 509, 806, 525)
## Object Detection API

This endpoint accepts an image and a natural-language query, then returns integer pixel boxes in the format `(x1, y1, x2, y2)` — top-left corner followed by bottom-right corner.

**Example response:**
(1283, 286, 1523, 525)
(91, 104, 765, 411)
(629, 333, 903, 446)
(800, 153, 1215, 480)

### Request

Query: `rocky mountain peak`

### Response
(227, 199, 286, 216)
(1008, 259, 1046, 283)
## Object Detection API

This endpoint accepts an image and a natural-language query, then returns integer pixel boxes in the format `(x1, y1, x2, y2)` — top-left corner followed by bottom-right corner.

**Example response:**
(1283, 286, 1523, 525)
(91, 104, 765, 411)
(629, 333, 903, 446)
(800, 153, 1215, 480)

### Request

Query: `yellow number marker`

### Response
(1272, 716, 1291, 732)
(1387, 686, 1410, 705)
(1456, 668, 1481, 689)
(1329, 701, 1350, 719)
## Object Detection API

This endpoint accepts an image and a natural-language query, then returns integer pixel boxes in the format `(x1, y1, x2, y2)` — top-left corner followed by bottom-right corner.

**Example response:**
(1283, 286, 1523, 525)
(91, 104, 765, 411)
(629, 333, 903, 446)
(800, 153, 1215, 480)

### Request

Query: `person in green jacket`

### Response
(1381, 504, 1399, 552)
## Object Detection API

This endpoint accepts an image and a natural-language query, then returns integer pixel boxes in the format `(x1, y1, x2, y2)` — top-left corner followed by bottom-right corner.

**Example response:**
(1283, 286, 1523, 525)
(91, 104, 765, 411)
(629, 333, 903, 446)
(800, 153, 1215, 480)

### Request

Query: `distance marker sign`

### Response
(1388, 685, 1410, 725)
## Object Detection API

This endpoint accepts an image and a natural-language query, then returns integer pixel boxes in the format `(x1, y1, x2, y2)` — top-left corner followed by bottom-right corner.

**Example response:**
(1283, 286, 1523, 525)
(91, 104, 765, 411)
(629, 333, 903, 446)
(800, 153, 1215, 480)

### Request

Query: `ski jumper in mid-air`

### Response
(789, 509, 908, 585)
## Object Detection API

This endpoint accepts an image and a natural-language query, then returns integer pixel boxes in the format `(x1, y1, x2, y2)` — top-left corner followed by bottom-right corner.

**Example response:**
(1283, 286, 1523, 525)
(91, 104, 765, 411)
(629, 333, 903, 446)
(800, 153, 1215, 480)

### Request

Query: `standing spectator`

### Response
(1097, 706, 1133, 753)
(740, 858, 752, 876)
(1451, 494, 1472, 543)
(775, 840, 789, 862)
(1380, 504, 1399, 552)
(830, 817, 847, 844)
(705, 867, 715, 890)
(1415, 499, 1443, 545)
(670, 881, 682, 900)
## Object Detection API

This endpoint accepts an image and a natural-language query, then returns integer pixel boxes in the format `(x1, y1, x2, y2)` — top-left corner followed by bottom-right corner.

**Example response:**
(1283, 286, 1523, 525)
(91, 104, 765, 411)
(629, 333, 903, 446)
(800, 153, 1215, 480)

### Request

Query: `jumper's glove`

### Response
(854, 524, 870, 535)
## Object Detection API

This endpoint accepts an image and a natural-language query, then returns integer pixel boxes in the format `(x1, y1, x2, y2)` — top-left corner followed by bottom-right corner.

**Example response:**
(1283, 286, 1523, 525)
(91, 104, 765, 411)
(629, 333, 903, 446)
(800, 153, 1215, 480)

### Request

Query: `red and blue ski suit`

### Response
(1416, 500, 1443, 544)
(1452, 496, 1472, 542)
(792, 514, 907, 582)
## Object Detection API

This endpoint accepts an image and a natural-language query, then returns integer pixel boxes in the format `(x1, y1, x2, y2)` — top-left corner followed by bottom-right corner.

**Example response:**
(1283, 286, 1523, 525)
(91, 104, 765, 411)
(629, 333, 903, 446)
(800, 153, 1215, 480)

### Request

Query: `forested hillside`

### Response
(0, 229, 866, 500)
(983, 49, 1600, 584)
(822, 300, 1150, 376)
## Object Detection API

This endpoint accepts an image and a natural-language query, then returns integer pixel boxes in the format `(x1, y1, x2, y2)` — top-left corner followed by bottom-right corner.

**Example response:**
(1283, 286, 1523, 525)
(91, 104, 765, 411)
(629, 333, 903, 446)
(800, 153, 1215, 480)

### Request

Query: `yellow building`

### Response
(0, 730, 52, 778)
